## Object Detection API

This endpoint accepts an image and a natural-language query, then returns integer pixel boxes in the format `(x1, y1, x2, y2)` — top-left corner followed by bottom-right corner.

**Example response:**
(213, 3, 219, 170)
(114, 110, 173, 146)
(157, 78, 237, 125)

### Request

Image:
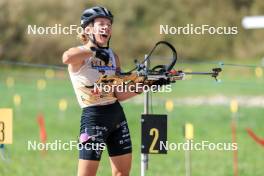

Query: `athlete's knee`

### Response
(78, 159, 99, 176)
(78, 167, 97, 176)
(78, 170, 96, 176)
(112, 169, 130, 176)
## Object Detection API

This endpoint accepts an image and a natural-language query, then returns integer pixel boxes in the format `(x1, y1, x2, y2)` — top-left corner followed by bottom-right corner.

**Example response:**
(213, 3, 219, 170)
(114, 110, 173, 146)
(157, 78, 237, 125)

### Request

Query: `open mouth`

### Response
(101, 34, 108, 39)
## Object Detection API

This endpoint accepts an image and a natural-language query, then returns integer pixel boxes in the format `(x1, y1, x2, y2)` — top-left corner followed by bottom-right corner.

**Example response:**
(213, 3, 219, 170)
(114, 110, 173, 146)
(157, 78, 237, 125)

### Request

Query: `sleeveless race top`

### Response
(69, 46, 118, 108)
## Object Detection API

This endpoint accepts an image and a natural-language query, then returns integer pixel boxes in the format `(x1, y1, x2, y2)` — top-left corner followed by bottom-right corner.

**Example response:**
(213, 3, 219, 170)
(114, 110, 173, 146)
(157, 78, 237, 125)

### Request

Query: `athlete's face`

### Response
(86, 18, 112, 47)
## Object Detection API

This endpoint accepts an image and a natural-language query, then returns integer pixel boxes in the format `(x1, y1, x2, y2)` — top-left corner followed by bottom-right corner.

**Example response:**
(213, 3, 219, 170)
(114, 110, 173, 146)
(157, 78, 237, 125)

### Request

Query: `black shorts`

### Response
(79, 101, 132, 160)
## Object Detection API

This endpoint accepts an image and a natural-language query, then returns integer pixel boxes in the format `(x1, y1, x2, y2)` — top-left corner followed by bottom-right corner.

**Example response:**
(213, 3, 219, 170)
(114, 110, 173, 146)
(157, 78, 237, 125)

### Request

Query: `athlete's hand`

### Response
(90, 47, 110, 65)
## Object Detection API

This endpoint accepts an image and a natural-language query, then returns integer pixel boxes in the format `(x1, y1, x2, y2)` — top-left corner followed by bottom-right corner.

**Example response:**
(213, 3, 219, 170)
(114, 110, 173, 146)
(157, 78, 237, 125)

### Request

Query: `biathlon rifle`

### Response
(96, 41, 222, 86)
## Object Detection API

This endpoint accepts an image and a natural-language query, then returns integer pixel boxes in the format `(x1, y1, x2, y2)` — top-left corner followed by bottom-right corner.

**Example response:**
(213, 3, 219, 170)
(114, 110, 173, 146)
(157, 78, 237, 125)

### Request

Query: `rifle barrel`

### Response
(184, 72, 215, 75)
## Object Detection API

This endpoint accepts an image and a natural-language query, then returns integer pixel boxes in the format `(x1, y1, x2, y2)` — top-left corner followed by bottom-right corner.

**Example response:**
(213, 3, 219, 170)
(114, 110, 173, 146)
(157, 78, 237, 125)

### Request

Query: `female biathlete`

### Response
(62, 6, 141, 176)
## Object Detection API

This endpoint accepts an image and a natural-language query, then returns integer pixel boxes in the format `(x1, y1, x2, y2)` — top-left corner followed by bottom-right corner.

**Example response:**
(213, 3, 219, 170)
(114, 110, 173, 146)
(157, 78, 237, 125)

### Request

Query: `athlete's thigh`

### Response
(109, 153, 132, 176)
(78, 159, 99, 176)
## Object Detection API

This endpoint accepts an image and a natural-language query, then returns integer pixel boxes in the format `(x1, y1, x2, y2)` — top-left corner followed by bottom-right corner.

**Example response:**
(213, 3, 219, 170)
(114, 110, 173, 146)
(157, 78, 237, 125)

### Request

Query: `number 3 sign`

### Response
(141, 114, 167, 154)
(0, 109, 13, 144)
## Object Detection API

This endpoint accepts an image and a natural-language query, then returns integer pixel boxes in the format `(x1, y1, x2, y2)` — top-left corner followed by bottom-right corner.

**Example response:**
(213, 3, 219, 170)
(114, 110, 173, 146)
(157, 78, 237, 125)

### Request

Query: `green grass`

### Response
(0, 64, 263, 176)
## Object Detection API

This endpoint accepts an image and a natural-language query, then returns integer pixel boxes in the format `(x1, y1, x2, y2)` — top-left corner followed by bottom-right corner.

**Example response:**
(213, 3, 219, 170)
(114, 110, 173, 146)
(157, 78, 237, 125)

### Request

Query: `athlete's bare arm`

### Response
(62, 47, 93, 72)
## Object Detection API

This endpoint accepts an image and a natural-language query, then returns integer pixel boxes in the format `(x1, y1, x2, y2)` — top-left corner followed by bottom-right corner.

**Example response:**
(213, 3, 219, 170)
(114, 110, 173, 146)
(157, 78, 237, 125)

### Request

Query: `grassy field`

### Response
(0, 62, 263, 176)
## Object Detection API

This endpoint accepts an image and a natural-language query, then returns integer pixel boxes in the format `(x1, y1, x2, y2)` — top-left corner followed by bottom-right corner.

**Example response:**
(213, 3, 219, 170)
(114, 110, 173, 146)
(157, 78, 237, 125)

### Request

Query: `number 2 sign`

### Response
(141, 114, 167, 154)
